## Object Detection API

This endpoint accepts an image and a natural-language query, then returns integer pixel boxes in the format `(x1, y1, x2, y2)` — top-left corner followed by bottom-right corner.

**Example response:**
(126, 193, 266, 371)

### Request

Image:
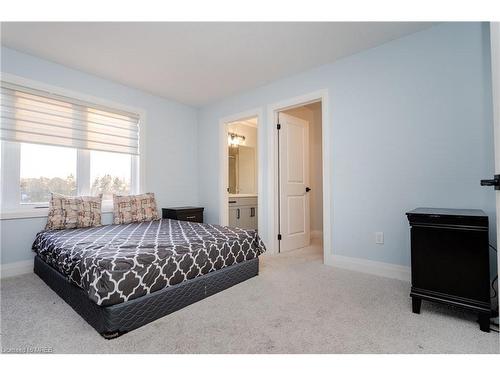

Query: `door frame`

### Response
(490, 22, 500, 288)
(218, 107, 263, 231)
(267, 89, 332, 264)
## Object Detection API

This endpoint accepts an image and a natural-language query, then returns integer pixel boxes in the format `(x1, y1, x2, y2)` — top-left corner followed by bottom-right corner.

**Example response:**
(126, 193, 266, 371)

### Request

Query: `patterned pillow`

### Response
(46, 193, 103, 230)
(45, 193, 80, 230)
(78, 194, 103, 228)
(113, 193, 159, 224)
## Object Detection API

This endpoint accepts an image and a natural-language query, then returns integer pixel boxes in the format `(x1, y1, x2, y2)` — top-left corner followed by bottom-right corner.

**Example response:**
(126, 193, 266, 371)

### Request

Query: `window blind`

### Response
(0, 81, 140, 155)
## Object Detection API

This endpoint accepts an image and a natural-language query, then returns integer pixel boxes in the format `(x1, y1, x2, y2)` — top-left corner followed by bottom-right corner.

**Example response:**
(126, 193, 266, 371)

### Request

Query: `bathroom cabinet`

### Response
(228, 196, 258, 230)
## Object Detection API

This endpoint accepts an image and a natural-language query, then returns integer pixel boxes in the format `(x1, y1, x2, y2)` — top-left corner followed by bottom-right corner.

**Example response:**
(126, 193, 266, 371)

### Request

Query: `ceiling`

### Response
(1, 22, 435, 107)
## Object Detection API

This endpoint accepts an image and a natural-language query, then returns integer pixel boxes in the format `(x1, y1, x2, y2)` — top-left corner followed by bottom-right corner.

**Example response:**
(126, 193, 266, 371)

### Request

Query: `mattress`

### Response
(32, 219, 265, 307)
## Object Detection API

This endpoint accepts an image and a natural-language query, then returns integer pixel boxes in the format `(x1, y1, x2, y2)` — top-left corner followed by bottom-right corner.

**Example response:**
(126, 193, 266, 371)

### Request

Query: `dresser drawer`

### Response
(176, 211, 203, 223)
(162, 207, 204, 223)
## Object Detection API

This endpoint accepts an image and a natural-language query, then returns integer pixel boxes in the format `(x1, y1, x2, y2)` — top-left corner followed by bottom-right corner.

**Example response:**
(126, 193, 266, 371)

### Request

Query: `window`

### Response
(20, 143, 77, 204)
(90, 150, 131, 201)
(0, 79, 142, 215)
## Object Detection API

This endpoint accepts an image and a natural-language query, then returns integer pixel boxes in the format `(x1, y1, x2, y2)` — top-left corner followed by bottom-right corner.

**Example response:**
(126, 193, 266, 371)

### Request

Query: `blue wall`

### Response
(1, 47, 200, 264)
(197, 22, 497, 267)
(1, 23, 497, 272)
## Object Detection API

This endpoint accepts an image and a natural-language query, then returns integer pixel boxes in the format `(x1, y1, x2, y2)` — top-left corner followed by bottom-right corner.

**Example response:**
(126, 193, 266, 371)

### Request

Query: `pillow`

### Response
(45, 193, 103, 230)
(113, 193, 159, 225)
(45, 193, 80, 230)
(77, 194, 103, 228)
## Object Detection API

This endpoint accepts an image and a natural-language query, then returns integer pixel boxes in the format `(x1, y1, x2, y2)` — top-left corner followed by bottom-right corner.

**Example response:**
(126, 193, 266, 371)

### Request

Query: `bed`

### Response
(32, 218, 266, 338)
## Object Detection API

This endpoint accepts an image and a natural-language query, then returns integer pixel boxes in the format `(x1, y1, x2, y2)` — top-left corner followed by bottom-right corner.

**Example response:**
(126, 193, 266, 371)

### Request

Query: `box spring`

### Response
(34, 255, 259, 339)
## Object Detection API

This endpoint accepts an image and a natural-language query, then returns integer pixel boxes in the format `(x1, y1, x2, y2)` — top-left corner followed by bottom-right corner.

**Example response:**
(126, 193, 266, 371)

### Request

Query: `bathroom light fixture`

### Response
(228, 132, 246, 147)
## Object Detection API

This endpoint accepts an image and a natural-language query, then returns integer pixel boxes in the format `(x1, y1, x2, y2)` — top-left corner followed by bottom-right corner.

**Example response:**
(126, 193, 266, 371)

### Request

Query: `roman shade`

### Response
(0, 81, 140, 155)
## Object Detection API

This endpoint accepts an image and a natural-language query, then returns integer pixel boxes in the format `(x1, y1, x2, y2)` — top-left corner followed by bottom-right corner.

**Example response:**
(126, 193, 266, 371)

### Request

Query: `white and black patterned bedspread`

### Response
(32, 219, 266, 306)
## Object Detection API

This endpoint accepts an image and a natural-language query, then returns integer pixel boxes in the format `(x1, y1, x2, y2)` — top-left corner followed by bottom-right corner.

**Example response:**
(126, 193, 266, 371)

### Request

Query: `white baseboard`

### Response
(311, 230, 323, 240)
(1, 259, 33, 279)
(326, 254, 411, 282)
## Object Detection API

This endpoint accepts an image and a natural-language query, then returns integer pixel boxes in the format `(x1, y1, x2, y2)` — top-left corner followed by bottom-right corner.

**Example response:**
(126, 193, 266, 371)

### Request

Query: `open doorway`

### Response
(227, 117, 258, 230)
(278, 102, 323, 253)
(219, 110, 262, 233)
(266, 90, 331, 263)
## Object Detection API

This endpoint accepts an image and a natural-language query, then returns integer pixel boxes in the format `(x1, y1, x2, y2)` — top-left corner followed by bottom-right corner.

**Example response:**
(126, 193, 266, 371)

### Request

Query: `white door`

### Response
(279, 112, 310, 252)
(490, 23, 500, 280)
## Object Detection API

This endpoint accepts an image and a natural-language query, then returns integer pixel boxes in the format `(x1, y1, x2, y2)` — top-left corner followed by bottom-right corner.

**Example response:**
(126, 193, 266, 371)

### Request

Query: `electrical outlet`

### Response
(375, 232, 384, 244)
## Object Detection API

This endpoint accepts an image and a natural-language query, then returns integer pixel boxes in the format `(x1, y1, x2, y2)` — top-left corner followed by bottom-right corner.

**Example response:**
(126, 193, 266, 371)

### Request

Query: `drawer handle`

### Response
(250, 207, 255, 217)
(186, 216, 196, 219)
(229, 200, 237, 203)
(237, 208, 240, 219)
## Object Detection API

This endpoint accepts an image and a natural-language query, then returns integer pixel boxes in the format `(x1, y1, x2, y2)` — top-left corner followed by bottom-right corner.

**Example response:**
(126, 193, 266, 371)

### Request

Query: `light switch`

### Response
(375, 232, 384, 244)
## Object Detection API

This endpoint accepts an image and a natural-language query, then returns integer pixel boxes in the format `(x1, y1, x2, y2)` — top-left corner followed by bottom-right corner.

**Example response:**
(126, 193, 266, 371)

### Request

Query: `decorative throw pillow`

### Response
(45, 193, 80, 230)
(113, 192, 159, 224)
(133, 193, 159, 222)
(78, 194, 103, 228)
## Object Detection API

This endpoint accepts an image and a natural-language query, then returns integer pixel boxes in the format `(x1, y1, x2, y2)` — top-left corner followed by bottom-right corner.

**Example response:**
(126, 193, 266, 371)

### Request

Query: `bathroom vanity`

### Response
(229, 195, 258, 230)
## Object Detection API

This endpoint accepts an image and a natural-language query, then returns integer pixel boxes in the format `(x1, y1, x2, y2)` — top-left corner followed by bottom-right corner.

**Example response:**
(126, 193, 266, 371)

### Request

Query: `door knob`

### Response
(480, 174, 500, 190)
(305, 187, 311, 192)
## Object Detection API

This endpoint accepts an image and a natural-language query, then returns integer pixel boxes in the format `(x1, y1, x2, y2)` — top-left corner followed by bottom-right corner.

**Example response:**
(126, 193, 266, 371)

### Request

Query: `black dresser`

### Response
(406, 208, 491, 332)
(162, 206, 204, 223)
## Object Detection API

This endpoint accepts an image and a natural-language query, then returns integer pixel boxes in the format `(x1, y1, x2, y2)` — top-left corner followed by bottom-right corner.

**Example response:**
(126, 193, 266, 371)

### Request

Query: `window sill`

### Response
(0, 209, 49, 220)
(0, 208, 114, 220)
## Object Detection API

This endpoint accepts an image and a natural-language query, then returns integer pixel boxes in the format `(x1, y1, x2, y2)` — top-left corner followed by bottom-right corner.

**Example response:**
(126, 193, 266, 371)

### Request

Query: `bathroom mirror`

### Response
(228, 145, 256, 194)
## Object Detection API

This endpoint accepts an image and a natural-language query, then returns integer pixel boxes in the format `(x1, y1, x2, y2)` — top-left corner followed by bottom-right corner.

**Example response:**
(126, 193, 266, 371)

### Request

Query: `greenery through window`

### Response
(20, 143, 77, 204)
(16, 143, 134, 206)
(90, 150, 131, 201)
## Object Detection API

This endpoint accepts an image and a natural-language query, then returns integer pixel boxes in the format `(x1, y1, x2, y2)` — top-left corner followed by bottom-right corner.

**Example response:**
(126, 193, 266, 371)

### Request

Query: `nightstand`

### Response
(162, 206, 204, 223)
(406, 208, 491, 332)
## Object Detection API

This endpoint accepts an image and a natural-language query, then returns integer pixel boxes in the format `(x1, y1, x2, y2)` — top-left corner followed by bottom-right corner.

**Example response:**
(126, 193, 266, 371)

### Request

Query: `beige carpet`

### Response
(1, 242, 499, 354)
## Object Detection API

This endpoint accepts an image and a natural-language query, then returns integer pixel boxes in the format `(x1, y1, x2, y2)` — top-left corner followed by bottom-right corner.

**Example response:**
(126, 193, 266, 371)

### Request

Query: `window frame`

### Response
(0, 73, 146, 220)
